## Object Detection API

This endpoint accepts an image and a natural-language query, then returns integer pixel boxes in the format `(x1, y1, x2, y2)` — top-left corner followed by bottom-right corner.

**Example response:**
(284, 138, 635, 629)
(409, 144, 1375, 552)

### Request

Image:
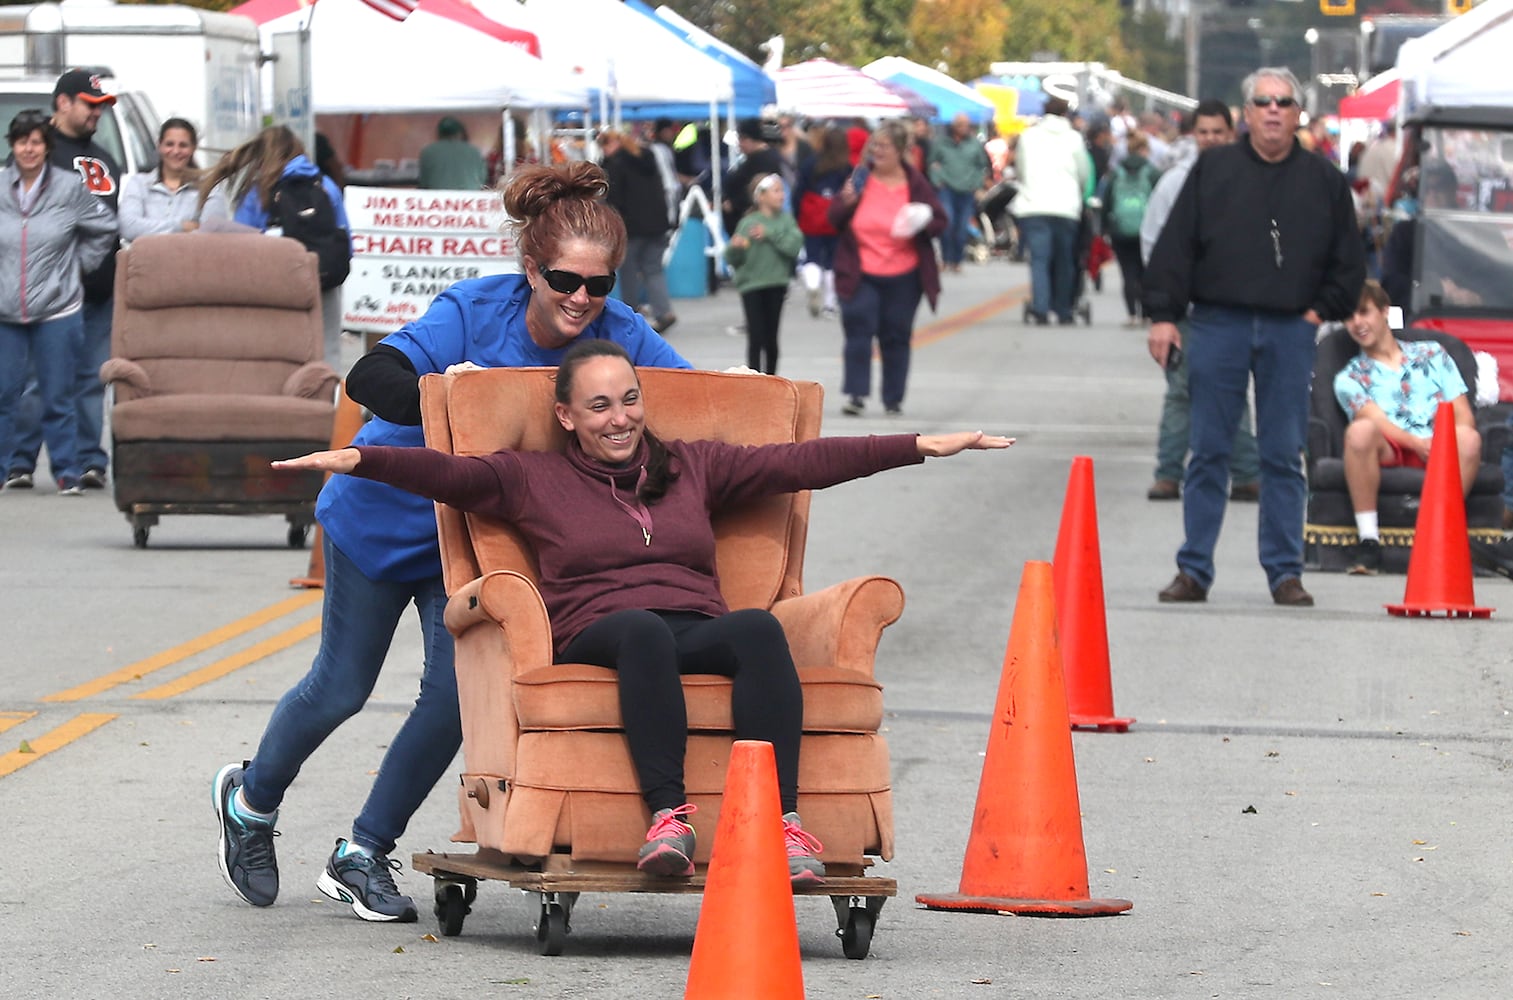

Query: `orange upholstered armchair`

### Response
(101, 233, 338, 547)
(420, 367, 902, 874)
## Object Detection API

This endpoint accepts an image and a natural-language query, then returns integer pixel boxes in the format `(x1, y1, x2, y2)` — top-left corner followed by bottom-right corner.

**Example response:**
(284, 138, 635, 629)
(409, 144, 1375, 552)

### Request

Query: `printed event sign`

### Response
(341, 187, 518, 335)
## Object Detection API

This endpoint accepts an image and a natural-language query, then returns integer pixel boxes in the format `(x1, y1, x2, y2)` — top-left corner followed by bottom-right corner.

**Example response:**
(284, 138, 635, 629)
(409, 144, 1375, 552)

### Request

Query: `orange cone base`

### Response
(1385, 601, 1492, 618)
(915, 891, 1132, 917)
(1069, 713, 1134, 732)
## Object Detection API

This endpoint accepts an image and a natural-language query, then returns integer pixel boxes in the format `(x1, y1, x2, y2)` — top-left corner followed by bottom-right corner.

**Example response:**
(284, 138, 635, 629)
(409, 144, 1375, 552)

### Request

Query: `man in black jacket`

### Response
(1144, 67, 1366, 608)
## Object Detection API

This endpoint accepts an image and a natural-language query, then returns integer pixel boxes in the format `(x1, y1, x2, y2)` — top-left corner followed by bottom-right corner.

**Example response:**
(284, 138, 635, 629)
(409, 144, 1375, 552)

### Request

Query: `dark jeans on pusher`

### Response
(557, 608, 804, 814)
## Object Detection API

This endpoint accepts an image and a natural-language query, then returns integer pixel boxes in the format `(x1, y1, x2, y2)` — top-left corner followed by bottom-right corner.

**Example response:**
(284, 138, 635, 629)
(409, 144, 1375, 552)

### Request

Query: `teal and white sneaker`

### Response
(317, 838, 418, 922)
(213, 762, 279, 907)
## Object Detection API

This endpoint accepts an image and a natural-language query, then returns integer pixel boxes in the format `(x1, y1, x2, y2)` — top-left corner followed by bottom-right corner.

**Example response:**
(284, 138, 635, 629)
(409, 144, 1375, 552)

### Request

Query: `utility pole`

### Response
(1185, 0, 1200, 99)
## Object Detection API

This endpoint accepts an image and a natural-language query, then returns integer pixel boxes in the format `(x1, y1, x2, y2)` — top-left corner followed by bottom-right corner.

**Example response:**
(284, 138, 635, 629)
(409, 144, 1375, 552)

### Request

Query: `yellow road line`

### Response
(0, 713, 117, 779)
(0, 711, 37, 734)
(45, 591, 324, 703)
(130, 616, 323, 701)
(914, 284, 1029, 348)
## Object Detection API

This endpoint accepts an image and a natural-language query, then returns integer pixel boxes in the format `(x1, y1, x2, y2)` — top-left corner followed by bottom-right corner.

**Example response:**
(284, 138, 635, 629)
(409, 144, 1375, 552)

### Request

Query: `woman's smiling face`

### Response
(553, 353, 644, 465)
(525, 238, 616, 348)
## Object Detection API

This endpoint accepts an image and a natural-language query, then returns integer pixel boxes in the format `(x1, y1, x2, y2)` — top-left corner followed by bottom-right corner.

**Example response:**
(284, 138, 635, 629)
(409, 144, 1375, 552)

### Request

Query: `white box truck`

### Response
(0, 0, 262, 162)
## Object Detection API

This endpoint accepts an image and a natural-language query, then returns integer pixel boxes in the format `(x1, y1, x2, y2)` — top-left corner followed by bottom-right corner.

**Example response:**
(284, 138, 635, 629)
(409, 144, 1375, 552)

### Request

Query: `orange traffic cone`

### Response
(1387, 401, 1492, 618)
(916, 561, 1132, 917)
(685, 740, 804, 999)
(1052, 456, 1133, 732)
(290, 382, 367, 589)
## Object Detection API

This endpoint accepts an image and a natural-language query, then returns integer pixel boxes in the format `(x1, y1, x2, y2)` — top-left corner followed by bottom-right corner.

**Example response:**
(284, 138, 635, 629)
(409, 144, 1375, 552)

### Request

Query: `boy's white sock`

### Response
(1355, 511, 1380, 542)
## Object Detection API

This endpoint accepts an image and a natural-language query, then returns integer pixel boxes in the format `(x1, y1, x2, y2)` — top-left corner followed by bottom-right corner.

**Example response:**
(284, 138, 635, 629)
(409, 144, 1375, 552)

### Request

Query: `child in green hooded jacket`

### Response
(725, 173, 803, 374)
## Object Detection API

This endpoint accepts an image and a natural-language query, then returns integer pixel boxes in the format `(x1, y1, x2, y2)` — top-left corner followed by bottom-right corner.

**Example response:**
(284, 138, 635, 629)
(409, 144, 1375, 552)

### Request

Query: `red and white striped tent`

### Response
(231, 0, 590, 111)
(772, 58, 937, 120)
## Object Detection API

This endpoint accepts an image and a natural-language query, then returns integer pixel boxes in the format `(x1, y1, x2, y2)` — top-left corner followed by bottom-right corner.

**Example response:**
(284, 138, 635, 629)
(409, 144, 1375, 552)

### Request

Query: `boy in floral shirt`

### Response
(1333, 280, 1482, 574)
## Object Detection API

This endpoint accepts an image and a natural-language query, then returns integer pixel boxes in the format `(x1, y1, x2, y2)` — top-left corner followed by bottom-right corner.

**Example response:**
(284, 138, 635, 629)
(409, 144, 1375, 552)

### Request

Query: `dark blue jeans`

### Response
(939, 187, 977, 266)
(0, 314, 83, 485)
(1180, 305, 1317, 591)
(1155, 321, 1260, 485)
(241, 536, 459, 855)
(840, 271, 922, 409)
(7, 297, 110, 475)
(1018, 214, 1079, 320)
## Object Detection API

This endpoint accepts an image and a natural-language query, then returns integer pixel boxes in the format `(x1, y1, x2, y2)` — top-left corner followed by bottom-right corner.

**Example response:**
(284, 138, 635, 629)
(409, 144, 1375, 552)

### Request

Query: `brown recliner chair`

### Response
(419, 367, 902, 876)
(101, 233, 339, 548)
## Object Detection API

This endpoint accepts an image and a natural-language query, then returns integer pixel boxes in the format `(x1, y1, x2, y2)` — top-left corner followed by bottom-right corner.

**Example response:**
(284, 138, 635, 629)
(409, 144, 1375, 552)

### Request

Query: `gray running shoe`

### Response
(637, 804, 697, 877)
(782, 812, 826, 887)
(317, 838, 418, 922)
(213, 762, 279, 906)
(4, 470, 33, 490)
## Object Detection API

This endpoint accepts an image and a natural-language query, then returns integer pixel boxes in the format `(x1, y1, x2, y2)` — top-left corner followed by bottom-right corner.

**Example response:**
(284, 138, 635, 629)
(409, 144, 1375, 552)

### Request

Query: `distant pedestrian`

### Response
(418, 116, 487, 191)
(1012, 97, 1091, 325)
(725, 173, 802, 374)
(601, 128, 678, 334)
(0, 109, 117, 496)
(792, 126, 851, 318)
(4, 69, 122, 493)
(928, 113, 991, 274)
(119, 118, 228, 240)
(1101, 131, 1160, 325)
(1137, 99, 1258, 504)
(829, 119, 946, 418)
(1145, 68, 1366, 608)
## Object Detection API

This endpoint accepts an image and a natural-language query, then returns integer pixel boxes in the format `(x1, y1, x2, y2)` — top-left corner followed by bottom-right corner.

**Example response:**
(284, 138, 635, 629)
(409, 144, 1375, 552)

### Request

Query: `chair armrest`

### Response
(444, 570, 554, 675)
(769, 576, 905, 677)
(282, 362, 341, 400)
(99, 358, 151, 394)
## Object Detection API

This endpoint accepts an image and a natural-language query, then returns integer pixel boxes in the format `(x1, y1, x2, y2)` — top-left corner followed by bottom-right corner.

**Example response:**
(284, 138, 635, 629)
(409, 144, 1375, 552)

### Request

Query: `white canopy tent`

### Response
(244, 0, 591, 112)
(1398, 0, 1513, 125)
(475, 0, 733, 112)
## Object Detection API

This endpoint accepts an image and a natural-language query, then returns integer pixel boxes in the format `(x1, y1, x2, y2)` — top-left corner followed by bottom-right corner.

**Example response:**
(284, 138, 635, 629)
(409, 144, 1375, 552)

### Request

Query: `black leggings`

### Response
(741, 285, 788, 375)
(1110, 234, 1144, 319)
(556, 608, 804, 813)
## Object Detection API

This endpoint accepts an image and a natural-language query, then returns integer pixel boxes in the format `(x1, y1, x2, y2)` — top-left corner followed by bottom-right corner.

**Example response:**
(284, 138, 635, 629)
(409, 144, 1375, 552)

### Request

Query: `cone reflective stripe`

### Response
(684, 740, 804, 999)
(916, 561, 1132, 916)
(1387, 401, 1492, 618)
(290, 382, 367, 589)
(1052, 456, 1133, 731)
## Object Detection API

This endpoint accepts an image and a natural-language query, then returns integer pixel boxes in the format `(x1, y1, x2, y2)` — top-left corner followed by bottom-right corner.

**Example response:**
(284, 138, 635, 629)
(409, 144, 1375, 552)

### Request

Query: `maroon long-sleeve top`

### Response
(353, 434, 923, 651)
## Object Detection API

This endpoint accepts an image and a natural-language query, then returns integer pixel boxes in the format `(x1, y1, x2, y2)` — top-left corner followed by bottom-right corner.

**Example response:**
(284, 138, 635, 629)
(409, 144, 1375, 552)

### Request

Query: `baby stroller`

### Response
(973, 177, 1020, 262)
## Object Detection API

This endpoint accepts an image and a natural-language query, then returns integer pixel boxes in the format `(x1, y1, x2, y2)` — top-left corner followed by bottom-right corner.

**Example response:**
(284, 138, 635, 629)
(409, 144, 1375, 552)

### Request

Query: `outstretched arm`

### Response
(273, 448, 361, 474)
(915, 431, 1015, 457)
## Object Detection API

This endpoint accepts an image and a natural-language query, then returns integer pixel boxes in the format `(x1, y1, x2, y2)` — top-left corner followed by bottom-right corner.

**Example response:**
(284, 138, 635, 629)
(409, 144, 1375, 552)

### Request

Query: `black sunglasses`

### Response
(1250, 96, 1298, 109)
(540, 267, 615, 298)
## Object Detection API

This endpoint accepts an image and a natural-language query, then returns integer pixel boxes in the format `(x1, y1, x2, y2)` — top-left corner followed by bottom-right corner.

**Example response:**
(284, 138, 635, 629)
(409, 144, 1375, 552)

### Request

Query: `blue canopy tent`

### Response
(617, 0, 776, 120)
(862, 57, 996, 125)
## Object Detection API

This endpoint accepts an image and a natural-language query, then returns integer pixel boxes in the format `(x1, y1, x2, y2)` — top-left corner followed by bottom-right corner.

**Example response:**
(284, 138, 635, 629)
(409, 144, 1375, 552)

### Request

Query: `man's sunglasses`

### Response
(1250, 96, 1298, 109)
(541, 267, 616, 298)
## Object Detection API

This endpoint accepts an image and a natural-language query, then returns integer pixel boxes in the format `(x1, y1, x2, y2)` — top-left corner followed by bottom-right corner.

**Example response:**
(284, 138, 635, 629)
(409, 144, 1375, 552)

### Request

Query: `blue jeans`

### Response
(620, 235, 673, 319)
(0, 314, 84, 485)
(1155, 322, 1260, 484)
(7, 297, 110, 475)
(241, 536, 459, 855)
(939, 188, 977, 266)
(1018, 214, 1079, 320)
(840, 271, 922, 409)
(1180, 305, 1317, 591)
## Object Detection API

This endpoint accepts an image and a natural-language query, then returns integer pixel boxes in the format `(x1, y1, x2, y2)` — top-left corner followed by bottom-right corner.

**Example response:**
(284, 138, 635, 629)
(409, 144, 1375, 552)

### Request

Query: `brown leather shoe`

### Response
(1271, 577, 1314, 607)
(1147, 479, 1180, 501)
(1158, 572, 1207, 603)
(1229, 482, 1259, 502)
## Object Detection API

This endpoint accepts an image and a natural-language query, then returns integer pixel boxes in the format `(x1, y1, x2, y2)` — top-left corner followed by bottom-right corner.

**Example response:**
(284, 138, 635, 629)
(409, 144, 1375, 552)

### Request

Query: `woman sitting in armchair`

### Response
(274, 340, 1013, 886)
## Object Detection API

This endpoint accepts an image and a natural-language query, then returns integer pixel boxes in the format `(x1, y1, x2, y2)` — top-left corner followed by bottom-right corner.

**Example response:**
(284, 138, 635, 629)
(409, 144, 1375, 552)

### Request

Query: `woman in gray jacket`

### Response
(0, 110, 118, 495)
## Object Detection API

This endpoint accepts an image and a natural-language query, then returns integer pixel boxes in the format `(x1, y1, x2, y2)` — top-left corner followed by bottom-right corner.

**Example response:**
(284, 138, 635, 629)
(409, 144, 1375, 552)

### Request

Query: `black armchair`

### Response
(1304, 327, 1506, 573)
